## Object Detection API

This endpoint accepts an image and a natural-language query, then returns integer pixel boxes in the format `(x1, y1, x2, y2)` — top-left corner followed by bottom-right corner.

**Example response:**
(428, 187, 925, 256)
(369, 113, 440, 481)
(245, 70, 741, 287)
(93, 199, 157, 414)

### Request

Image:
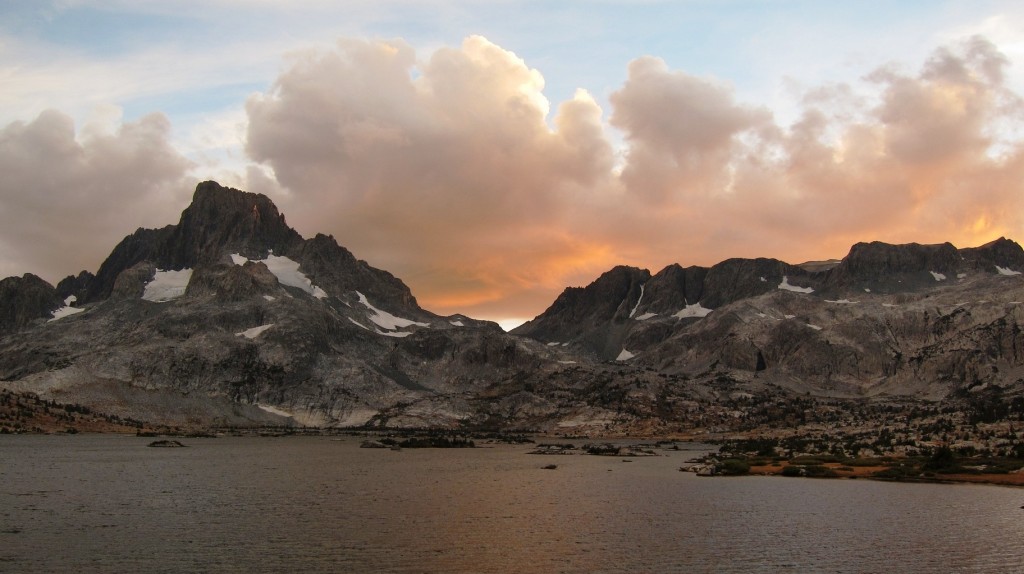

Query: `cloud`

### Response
(590, 35, 1024, 269)
(0, 109, 194, 283)
(4, 31, 1021, 325)
(247, 34, 1024, 321)
(246, 35, 618, 317)
(609, 56, 772, 203)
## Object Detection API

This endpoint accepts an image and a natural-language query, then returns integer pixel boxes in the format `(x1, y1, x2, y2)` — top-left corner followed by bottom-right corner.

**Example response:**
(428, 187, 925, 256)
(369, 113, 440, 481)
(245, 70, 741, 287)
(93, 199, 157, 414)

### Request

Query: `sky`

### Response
(3, 1, 1024, 329)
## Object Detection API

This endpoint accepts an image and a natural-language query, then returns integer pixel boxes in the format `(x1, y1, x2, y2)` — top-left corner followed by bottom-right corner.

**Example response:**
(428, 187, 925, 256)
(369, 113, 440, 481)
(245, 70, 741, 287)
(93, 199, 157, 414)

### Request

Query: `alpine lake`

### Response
(2, 434, 1023, 573)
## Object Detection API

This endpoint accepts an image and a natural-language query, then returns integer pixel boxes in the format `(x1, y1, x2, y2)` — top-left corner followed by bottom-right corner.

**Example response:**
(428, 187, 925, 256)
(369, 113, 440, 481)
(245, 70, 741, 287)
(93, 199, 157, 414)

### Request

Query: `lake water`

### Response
(1, 435, 1023, 573)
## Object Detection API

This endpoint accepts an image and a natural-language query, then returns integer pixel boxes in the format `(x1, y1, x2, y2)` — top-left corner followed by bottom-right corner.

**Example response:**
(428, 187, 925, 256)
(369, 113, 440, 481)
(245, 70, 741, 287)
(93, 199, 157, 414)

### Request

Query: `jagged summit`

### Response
(83, 181, 304, 302)
(169, 180, 304, 265)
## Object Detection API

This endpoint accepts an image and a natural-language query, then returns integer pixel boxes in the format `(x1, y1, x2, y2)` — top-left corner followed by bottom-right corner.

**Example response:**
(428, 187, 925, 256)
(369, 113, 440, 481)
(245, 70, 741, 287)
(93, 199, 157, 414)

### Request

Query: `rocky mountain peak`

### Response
(83, 181, 305, 302)
(172, 181, 303, 265)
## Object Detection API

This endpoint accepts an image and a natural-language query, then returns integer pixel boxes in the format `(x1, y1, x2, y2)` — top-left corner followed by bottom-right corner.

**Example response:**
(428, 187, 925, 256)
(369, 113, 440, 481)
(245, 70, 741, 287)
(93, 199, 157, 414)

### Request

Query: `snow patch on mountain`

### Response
(232, 253, 328, 298)
(355, 291, 429, 332)
(450, 320, 464, 327)
(629, 284, 646, 318)
(807, 324, 823, 331)
(635, 312, 658, 320)
(825, 299, 857, 304)
(778, 276, 814, 293)
(616, 349, 636, 361)
(930, 271, 947, 281)
(142, 269, 192, 302)
(996, 265, 1021, 276)
(674, 303, 713, 319)
(256, 403, 293, 418)
(236, 324, 274, 339)
(48, 296, 85, 322)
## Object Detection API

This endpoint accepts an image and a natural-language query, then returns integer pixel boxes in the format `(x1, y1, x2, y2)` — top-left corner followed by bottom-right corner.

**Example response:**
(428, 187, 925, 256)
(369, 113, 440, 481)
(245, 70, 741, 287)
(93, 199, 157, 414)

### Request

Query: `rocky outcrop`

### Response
(56, 271, 95, 304)
(184, 261, 280, 301)
(0, 274, 61, 334)
(823, 241, 961, 292)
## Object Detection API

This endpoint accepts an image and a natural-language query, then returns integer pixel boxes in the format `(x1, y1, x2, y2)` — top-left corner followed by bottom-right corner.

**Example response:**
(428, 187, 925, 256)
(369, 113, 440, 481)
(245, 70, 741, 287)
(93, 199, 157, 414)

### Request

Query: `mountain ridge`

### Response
(2, 181, 1023, 433)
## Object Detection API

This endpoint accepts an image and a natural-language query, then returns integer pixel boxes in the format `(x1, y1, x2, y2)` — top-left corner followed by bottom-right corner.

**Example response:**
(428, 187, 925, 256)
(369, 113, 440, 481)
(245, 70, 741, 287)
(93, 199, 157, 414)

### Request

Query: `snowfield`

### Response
(236, 324, 274, 339)
(142, 269, 193, 302)
(356, 288, 428, 333)
(996, 266, 1022, 276)
(778, 276, 814, 293)
(256, 403, 293, 418)
(48, 296, 85, 322)
(616, 349, 636, 361)
(629, 284, 645, 318)
(232, 253, 328, 298)
(674, 303, 713, 319)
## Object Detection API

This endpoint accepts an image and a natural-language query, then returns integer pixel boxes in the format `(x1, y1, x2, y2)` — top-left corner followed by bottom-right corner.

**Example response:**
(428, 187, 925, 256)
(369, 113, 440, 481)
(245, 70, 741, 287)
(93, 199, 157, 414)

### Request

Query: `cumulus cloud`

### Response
(246, 34, 1024, 320)
(7, 33, 1013, 323)
(609, 56, 772, 204)
(247, 35, 618, 316)
(0, 109, 194, 283)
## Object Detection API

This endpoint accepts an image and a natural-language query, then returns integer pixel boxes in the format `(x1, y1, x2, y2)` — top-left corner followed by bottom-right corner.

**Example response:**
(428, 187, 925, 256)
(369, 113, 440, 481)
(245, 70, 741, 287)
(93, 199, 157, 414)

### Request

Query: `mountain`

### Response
(2, 180, 1024, 434)
(0, 182, 566, 429)
(513, 238, 1024, 399)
